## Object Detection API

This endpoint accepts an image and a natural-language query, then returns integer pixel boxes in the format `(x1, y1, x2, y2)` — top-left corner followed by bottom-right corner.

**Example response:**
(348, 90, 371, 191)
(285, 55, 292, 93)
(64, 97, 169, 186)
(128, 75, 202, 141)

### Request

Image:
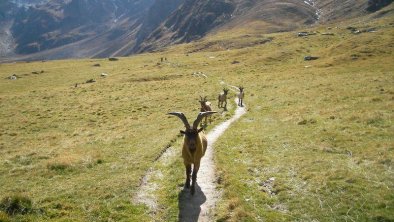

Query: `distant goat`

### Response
(168, 111, 217, 195)
(199, 96, 212, 124)
(218, 88, 229, 109)
(237, 86, 244, 107)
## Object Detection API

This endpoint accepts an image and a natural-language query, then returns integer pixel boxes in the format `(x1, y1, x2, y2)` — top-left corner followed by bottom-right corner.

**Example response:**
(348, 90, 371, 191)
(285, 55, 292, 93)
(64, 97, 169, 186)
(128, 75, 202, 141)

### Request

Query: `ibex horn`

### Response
(168, 112, 191, 130)
(193, 111, 217, 129)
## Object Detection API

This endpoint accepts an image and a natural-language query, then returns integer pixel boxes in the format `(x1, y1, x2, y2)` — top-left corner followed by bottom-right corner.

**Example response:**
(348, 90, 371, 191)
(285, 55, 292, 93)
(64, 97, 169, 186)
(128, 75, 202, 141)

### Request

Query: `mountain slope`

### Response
(136, 0, 237, 52)
(0, 0, 392, 61)
(134, 0, 392, 53)
(11, 0, 155, 54)
(0, 0, 170, 60)
(134, 0, 183, 48)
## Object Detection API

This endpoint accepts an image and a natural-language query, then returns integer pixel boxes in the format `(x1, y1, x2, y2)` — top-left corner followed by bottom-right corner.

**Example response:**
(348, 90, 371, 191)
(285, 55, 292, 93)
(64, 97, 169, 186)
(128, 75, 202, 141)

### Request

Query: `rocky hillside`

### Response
(134, 0, 183, 47)
(11, 0, 48, 7)
(11, 0, 155, 54)
(0, 1, 14, 19)
(0, 0, 392, 61)
(136, 0, 235, 52)
(304, 0, 393, 22)
(136, 0, 393, 53)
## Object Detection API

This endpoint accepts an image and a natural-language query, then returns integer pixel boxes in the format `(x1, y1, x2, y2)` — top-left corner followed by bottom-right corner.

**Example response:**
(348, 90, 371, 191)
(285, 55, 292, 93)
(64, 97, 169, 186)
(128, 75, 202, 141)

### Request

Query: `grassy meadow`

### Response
(1, 9, 393, 222)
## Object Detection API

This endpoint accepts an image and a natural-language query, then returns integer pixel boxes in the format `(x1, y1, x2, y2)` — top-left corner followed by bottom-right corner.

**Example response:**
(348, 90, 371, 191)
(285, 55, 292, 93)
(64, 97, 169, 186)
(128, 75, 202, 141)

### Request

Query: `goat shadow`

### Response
(178, 184, 206, 222)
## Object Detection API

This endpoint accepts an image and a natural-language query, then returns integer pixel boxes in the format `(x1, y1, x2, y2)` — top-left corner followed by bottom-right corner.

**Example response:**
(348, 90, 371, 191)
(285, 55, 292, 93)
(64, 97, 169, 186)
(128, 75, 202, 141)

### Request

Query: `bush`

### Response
(47, 162, 74, 173)
(0, 195, 33, 215)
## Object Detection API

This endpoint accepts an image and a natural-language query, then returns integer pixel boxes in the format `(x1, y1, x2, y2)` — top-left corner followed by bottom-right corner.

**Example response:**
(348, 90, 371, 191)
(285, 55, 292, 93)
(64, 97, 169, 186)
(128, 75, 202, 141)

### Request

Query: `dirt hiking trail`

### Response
(135, 96, 246, 221)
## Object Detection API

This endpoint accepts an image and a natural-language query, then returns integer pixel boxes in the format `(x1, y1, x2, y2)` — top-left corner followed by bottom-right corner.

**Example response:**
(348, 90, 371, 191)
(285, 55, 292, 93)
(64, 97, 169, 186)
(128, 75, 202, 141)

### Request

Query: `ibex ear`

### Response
(180, 130, 186, 134)
(197, 128, 204, 133)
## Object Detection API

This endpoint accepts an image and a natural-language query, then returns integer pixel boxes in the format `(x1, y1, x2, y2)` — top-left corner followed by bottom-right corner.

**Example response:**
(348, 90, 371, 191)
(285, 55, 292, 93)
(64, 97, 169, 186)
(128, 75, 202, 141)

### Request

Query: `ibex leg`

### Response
(185, 164, 191, 188)
(191, 163, 200, 195)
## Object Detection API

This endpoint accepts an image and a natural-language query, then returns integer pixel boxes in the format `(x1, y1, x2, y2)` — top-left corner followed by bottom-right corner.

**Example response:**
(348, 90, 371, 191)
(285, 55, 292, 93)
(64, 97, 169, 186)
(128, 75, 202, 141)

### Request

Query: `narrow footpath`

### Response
(135, 97, 246, 221)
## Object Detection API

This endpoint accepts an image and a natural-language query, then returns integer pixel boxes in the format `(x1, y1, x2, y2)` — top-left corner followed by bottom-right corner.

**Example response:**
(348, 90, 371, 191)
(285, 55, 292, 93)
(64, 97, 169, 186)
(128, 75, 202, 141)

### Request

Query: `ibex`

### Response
(199, 96, 213, 124)
(168, 111, 217, 195)
(218, 88, 229, 108)
(237, 86, 244, 107)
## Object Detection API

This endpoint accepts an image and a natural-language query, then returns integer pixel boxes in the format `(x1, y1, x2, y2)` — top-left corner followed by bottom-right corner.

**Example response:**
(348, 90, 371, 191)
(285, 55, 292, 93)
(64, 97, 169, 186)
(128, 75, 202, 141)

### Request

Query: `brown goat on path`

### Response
(199, 96, 213, 124)
(237, 86, 244, 107)
(218, 88, 229, 109)
(168, 111, 217, 195)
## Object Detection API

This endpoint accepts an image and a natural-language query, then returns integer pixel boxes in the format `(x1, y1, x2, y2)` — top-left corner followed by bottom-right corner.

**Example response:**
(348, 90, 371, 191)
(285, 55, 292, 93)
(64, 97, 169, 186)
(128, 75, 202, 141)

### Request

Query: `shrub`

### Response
(47, 162, 73, 172)
(0, 195, 33, 215)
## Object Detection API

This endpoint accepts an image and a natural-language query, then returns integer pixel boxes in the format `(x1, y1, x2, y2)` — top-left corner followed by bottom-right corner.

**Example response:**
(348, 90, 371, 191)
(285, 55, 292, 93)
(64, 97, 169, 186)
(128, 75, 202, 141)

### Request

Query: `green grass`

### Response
(0, 55, 224, 221)
(1, 8, 393, 222)
(209, 14, 394, 222)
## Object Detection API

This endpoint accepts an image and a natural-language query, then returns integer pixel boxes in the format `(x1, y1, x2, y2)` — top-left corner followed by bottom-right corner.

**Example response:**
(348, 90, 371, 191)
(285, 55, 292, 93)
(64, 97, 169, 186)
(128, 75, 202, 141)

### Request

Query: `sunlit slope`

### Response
(145, 8, 394, 221)
(0, 53, 229, 221)
(0, 7, 393, 221)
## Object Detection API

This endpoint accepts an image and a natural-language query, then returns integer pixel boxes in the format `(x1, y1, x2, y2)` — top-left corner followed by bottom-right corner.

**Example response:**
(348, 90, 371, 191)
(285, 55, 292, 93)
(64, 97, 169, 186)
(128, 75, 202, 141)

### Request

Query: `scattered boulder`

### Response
(100, 73, 108, 77)
(231, 60, 240, 64)
(304, 56, 319, 61)
(347, 26, 364, 34)
(259, 177, 276, 195)
(352, 30, 361, 34)
(351, 54, 360, 60)
(93, 64, 101, 67)
(321, 32, 334, 36)
(86, 79, 96, 83)
(8, 74, 18, 80)
(298, 32, 309, 37)
(346, 26, 358, 32)
(366, 28, 377, 33)
(297, 31, 318, 37)
(31, 71, 44, 74)
(108, 57, 119, 61)
(192, 71, 207, 78)
(349, 27, 377, 34)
